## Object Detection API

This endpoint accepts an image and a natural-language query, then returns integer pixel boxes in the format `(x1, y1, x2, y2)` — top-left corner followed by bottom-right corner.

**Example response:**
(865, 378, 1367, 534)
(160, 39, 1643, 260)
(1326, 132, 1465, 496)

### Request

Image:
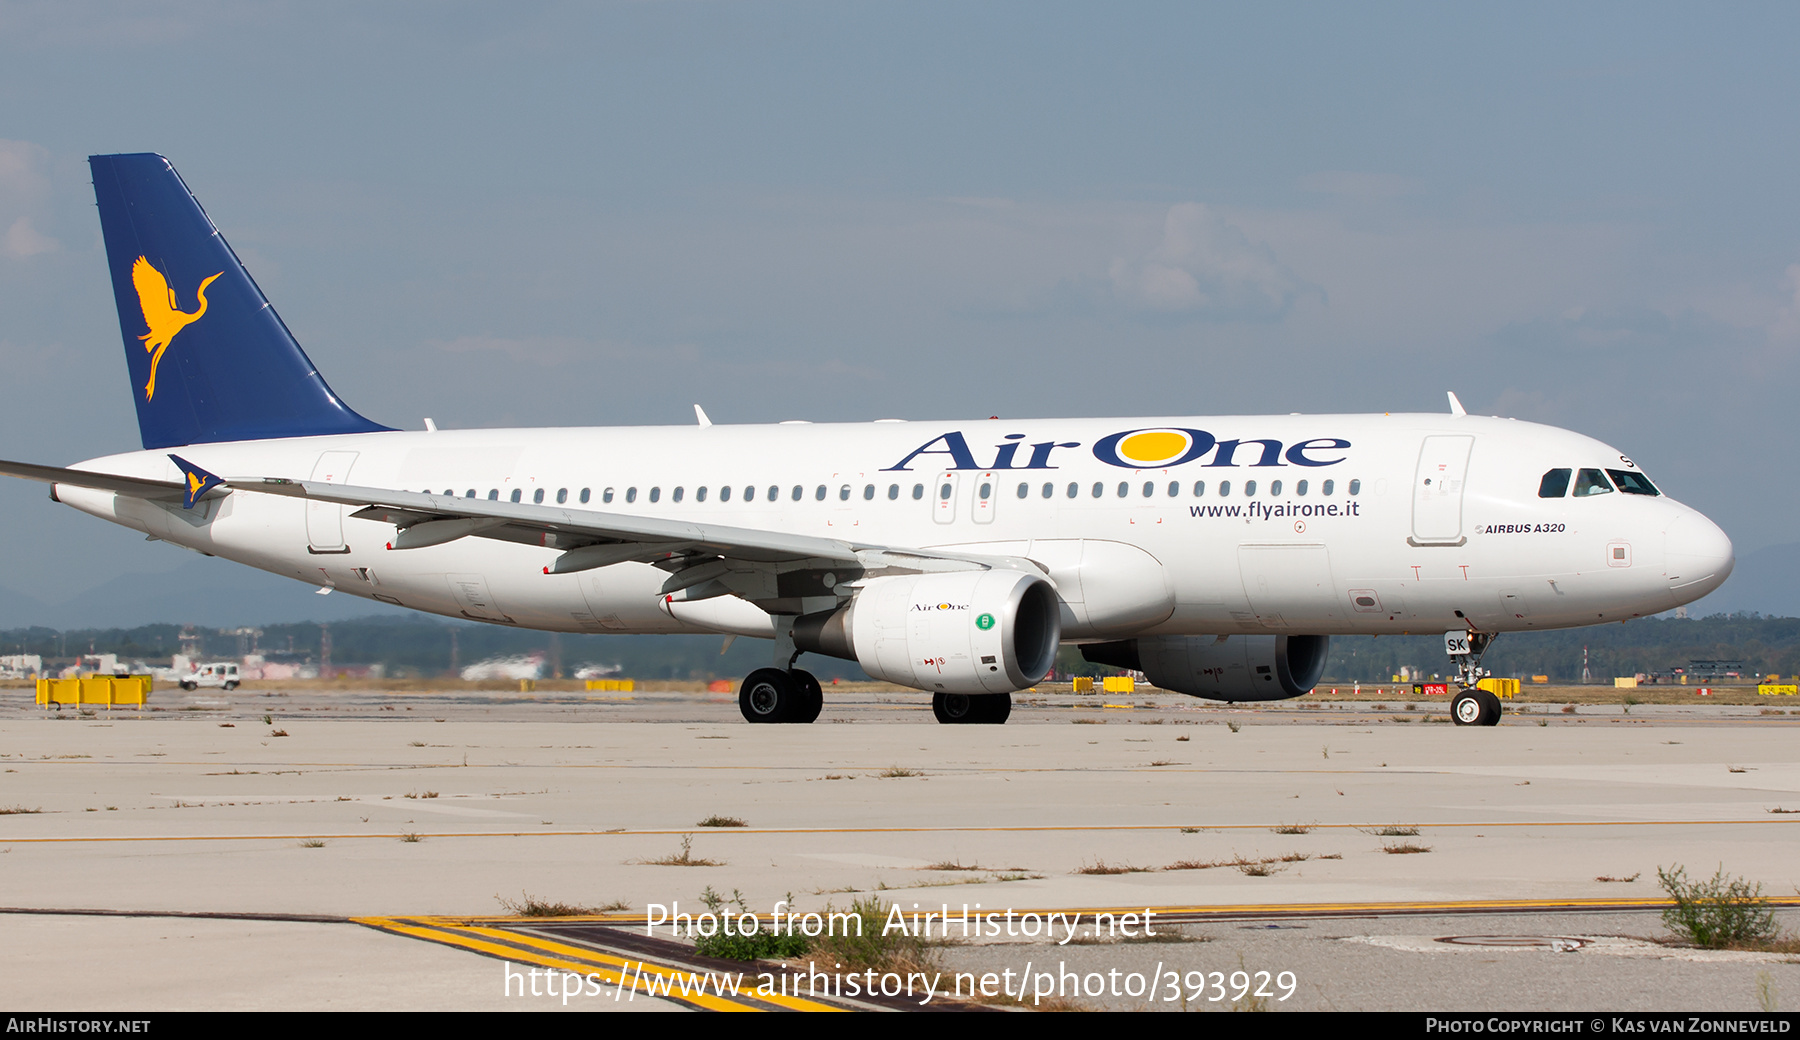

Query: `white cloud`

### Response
(1769, 264, 1800, 344)
(0, 140, 58, 259)
(1107, 202, 1307, 319)
(3, 216, 57, 258)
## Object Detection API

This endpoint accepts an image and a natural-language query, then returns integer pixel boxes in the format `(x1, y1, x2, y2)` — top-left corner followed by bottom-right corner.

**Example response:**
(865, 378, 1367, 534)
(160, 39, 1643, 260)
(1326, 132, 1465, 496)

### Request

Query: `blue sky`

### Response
(0, 2, 1796, 619)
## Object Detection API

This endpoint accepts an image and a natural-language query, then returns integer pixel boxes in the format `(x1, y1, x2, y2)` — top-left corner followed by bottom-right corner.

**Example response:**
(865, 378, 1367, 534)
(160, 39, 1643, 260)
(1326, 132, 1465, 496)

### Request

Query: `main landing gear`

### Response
(738, 668, 824, 724)
(1448, 630, 1502, 727)
(932, 692, 1012, 725)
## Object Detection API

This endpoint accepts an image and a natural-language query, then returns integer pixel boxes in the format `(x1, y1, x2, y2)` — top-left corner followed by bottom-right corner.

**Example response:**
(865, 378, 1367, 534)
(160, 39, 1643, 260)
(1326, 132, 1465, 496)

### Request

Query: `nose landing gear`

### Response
(1447, 630, 1503, 727)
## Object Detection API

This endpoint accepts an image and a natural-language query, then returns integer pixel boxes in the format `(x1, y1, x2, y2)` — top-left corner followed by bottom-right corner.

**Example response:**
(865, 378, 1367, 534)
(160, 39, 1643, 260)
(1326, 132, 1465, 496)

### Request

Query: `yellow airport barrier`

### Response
(1477, 677, 1520, 699)
(1102, 675, 1135, 693)
(584, 679, 634, 692)
(1757, 684, 1798, 696)
(519, 679, 536, 693)
(37, 675, 151, 707)
(1614, 677, 1638, 689)
(1071, 676, 1094, 693)
(1530, 674, 1550, 684)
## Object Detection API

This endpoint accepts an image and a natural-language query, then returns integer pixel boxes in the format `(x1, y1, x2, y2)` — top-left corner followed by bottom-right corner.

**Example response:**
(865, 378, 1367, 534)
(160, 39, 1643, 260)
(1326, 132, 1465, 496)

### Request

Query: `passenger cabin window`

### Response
(625, 487, 637, 503)
(716, 486, 726, 502)
(839, 484, 851, 501)
(815, 485, 826, 501)
(1167, 481, 1179, 497)
(1043, 483, 1054, 499)
(1574, 469, 1613, 497)
(1244, 479, 1257, 496)
(888, 484, 900, 500)
(1348, 479, 1361, 495)
(649, 487, 661, 503)
(1117, 482, 1129, 498)
(1016, 482, 1029, 499)
(1270, 480, 1282, 496)
(487, 489, 499, 500)
(1296, 480, 1308, 496)
(864, 484, 876, 500)
(790, 486, 802, 502)
(465, 489, 476, 498)
(1067, 482, 1079, 498)
(1322, 479, 1335, 496)
(1219, 480, 1232, 497)
(1141, 482, 1154, 497)
(1192, 481, 1205, 497)
(912, 484, 924, 500)
(1538, 468, 1571, 498)
(1091, 482, 1103, 498)
(533, 488, 544, 504)
(510, 489, 522, 503)
(1607, 469, 1660, 496)
(556, 488, 567, 504)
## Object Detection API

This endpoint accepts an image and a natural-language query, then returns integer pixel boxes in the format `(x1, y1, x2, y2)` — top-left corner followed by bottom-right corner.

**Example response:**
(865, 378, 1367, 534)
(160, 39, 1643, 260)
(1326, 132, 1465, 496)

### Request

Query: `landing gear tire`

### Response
(932, 691, 1012, 724)
(1451, 689, 1502, 726)
(740, 668, 799, 724)
(791, 669, 823, 724)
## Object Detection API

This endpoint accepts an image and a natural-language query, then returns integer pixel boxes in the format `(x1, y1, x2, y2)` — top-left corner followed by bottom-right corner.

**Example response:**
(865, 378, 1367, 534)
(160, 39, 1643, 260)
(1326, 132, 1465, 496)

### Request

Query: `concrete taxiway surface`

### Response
(3, 688, 1797, 1010)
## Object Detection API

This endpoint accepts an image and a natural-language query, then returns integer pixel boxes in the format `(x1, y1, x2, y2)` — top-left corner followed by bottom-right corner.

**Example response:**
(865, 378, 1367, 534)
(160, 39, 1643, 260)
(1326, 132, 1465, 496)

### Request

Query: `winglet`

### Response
(1446, 391, 1467, 417)
(694, 404, 713, 428)
(168, 454, 226, 509)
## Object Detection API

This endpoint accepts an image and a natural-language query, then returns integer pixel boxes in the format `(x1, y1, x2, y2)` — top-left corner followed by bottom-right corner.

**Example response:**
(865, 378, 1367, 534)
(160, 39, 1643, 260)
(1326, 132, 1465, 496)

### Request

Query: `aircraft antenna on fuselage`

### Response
(694, 404, 713, 427)
(1446, 391, 1467, 416)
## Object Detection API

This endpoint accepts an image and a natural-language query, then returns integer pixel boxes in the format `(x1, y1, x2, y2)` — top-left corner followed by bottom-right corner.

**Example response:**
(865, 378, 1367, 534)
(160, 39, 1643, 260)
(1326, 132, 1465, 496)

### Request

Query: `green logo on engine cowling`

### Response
(976, 613, 995, 630)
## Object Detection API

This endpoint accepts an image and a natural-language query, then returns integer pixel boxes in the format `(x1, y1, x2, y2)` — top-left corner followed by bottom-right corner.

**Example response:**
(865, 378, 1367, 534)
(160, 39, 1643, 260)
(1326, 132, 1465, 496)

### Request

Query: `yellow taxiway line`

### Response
(356, 915, 847, 1011)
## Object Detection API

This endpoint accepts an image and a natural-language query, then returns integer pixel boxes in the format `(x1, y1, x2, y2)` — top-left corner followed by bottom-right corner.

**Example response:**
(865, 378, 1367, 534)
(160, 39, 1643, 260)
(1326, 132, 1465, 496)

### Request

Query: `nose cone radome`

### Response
(1666, 511, 1735, 604)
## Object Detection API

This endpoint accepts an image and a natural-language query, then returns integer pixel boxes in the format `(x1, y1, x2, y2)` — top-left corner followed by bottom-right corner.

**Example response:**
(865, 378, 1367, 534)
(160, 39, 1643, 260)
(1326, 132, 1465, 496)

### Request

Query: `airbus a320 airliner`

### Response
(0, 154, 1735, 726)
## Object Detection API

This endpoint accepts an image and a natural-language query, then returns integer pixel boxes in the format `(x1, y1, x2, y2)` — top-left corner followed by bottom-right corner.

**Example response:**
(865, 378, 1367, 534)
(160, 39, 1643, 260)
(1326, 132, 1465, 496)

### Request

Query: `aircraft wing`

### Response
(0, 456, 1032, 607)
(239, 476, 1022, 607)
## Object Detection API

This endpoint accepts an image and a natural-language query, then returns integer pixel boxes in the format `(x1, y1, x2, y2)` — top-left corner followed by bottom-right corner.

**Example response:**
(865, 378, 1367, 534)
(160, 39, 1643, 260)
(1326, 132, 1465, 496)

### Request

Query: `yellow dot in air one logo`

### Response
(1116, 429, 1192, 466)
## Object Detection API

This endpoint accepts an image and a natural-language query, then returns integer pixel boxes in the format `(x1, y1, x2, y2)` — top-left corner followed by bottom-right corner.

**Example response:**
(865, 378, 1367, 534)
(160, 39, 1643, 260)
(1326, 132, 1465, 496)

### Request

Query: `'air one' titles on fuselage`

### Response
(883, 428, 1352, 472)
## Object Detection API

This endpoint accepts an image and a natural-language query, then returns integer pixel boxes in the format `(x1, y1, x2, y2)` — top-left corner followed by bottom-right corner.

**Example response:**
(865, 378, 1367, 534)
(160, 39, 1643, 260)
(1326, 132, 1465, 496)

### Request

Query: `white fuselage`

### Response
(51, 413, 1734, 643)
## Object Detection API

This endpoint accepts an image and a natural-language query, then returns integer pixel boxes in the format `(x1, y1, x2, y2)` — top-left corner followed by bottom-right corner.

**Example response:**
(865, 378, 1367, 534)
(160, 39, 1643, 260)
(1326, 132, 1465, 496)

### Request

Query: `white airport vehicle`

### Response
(179, 662, 241, 692)
(0, 155, 1736, 726)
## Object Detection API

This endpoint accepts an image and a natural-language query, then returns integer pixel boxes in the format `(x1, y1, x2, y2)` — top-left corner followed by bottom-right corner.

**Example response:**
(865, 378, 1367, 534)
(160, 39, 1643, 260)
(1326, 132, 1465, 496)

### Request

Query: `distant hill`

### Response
(1680, 541, 1800, 618)
(3, 544, 1796, 684)
(0, 556, 413, 630)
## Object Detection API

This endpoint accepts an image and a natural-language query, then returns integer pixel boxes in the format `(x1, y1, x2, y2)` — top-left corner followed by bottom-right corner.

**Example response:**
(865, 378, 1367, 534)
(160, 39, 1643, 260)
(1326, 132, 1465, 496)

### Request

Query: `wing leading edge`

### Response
(0, 457, 1040, 616)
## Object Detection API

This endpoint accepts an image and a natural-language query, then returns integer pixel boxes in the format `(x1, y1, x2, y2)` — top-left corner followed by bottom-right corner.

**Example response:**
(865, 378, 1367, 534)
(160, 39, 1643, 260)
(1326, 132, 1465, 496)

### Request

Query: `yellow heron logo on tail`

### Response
(131, 256, 221, 401)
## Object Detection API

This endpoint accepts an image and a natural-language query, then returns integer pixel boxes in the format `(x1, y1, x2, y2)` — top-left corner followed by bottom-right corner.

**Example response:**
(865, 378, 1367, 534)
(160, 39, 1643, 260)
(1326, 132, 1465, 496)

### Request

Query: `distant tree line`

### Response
(5, 613, 1796, 684)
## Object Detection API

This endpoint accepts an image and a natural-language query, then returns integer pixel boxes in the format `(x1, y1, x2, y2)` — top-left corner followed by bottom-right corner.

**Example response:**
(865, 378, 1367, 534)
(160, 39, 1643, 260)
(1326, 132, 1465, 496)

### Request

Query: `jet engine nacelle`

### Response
(795, 570, 1061, 694)
(1082, 633, 1330, 702)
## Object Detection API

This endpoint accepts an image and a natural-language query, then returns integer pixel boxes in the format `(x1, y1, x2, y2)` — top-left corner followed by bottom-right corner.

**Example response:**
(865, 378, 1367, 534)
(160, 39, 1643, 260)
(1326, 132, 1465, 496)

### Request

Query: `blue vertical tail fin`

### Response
(89, 153, 390, 449)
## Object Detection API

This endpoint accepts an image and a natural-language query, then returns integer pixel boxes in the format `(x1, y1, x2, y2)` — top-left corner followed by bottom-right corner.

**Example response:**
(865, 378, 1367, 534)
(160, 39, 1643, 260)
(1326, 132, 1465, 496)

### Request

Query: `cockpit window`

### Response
(1573, 468, 1613, 497)
(1606, 469, 1660, 496)
(1538, 468, 1571, 498)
